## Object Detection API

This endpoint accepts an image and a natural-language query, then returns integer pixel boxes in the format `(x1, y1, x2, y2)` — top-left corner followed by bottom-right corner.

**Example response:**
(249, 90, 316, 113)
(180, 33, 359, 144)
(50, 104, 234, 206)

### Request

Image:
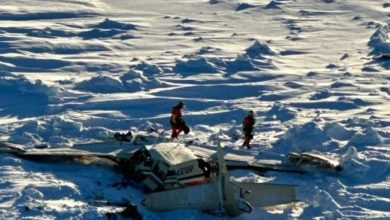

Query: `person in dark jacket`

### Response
(113, 130, 132, 142)
(242, 110, 255, 149)
(170, 101, 190, 139)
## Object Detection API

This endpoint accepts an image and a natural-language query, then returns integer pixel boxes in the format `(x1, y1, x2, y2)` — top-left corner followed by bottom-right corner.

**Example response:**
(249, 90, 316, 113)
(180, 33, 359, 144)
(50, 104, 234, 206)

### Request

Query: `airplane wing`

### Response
(188, 145, 304, 173)
(1, 140, 305, 174)
(0, 142, 120, 165)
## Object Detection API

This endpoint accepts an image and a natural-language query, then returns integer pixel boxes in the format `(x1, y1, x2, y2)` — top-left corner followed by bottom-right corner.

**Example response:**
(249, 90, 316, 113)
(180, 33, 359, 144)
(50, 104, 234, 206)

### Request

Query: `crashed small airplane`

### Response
(140, 142, 297, 216)
(0, 132, 339, 216)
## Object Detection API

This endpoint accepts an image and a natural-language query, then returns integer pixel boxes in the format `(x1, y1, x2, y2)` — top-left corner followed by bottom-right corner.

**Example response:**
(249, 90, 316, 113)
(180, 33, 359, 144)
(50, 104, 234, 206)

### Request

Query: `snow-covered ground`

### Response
(0, 0, 389, 219)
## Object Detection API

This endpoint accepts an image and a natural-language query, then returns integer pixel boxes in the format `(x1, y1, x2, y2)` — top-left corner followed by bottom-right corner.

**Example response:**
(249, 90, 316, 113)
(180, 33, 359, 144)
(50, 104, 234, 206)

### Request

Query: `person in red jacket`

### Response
(242, 110, 255, 149)
(170, 101, 190, 139)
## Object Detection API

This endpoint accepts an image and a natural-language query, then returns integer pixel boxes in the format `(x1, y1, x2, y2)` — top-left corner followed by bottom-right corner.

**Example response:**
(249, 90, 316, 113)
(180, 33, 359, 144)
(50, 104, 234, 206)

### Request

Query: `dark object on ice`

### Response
(121, 203, 143, 220)
(183, 122, 190, 134)
(288, 152, 343, 171)
(236, 3, 257, 11)
(114, 131, 133, 142)
(34, 144, 48, 149)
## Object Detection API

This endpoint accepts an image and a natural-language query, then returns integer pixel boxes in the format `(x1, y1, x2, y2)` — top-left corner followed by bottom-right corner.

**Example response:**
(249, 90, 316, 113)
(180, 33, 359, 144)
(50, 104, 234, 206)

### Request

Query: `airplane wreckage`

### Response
(0, 132, 343, 217)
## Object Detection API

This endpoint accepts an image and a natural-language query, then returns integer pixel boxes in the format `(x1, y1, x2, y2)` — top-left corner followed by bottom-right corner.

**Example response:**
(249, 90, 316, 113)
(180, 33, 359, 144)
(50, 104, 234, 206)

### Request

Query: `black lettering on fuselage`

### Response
(176, 165, 194, 176)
